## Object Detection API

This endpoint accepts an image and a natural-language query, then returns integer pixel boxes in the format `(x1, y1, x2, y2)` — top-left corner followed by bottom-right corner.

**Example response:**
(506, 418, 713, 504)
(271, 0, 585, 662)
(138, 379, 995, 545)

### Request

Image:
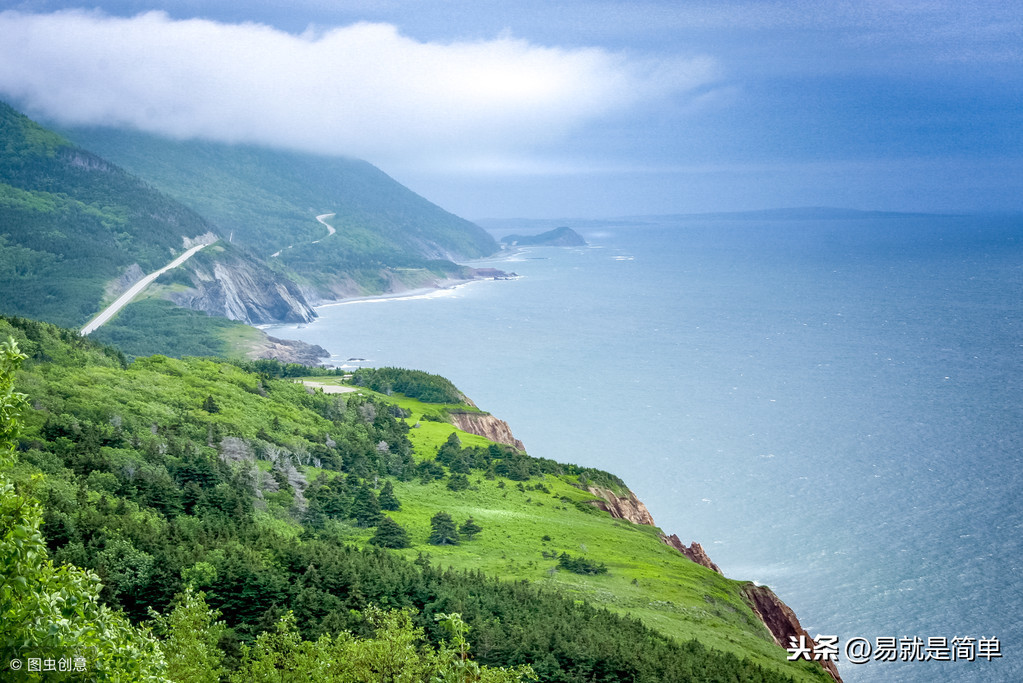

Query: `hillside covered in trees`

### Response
(63, 125, 499, 301)
(0, 101, 502, 357)
(0, 315, 830, 682)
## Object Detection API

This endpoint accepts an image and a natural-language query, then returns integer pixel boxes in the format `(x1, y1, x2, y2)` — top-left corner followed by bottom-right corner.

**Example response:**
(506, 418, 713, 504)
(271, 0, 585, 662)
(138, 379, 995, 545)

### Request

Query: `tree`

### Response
(201, 395, 219, 413)
(446, 473, 470, 491)
(378, 479, 401, 511)
(557, 553, 608, 575)
(348, 481, 383, 527)
(0, 338, 168, 681)
(149, 587, 225, 683)
(370, 516, 411, 549)
(429, 511, 460, 546)
(459, 517, 483, 541)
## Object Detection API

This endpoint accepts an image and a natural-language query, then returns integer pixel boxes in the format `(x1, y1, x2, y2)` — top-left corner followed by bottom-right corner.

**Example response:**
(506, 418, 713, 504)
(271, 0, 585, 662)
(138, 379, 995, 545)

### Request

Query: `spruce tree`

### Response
(446, 473, 470, 491)
(378, 479, 401, 511)
(370, 516, 411, 549)
(349, 481, 383, 527)
(459, 516, 483, 541)
(429, 511, 460, 545)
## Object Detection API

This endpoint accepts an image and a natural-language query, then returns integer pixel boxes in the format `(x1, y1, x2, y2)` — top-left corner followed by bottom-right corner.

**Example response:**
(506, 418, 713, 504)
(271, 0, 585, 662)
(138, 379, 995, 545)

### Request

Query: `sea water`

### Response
(266, 214, 1022, 682)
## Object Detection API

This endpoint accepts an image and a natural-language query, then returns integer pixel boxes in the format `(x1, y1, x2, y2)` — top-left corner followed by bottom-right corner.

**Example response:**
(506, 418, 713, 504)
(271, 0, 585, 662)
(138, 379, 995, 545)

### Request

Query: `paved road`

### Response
(80, 242, 211, 336)
(317, 212, 336, 236)
(275, 212, 337, 253)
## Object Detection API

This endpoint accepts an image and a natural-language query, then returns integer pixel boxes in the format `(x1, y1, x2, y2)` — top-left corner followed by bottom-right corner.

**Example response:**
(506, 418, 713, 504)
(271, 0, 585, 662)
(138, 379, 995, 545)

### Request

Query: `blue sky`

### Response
(1, 1, 1020, 218)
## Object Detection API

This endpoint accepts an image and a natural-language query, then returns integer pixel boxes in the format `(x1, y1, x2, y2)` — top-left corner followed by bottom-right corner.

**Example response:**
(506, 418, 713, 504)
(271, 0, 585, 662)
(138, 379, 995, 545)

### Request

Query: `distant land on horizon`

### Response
(475, 206, 984, 234)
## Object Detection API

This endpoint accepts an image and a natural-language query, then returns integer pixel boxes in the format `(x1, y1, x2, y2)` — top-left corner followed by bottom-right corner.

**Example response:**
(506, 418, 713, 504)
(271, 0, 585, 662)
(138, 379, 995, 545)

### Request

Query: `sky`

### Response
(0, 1, 1021, 219)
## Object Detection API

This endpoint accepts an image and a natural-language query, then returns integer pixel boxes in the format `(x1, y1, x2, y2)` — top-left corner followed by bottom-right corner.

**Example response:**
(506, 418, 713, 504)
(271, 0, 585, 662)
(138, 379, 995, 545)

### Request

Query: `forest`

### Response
(0, 314, 828, 682)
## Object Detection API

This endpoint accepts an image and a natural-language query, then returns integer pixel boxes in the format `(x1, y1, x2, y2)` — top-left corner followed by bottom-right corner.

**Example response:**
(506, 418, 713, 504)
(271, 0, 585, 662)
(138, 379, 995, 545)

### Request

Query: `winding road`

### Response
(272, 213, 336, 255)
(80, 242, 212, 336)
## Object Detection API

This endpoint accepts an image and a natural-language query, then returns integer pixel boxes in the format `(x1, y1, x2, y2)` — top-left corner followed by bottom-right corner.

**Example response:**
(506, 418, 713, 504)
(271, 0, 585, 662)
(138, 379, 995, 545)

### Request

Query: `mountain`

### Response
(61, 126, 499, 301)
(0, 101, 315, 339)
(0, 101, 216, 327)
(500, 225, 587, 246)
(1, 101, 508, 360)
(0, 314, 836, 682)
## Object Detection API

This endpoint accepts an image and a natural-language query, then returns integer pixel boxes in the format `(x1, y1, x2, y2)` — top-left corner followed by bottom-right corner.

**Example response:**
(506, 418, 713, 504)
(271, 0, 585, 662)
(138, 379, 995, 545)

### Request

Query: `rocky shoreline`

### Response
(588, 487, 843, 683)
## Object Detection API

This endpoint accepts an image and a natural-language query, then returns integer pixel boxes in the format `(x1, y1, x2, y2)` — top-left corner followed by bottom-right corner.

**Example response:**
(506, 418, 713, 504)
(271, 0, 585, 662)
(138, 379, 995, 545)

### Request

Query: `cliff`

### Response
(742, 584, 843, 683)
(660, 534, 724, 574)
(585, 487, 841, 683)
(449, 412, 525, 450)
(170, 243, 316, 324)
(245, 335, 330, 365)
(585, 486, 656, 525)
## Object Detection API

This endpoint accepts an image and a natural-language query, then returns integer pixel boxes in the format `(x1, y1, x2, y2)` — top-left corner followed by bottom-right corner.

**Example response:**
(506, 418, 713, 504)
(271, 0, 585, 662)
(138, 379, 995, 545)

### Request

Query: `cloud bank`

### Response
(0, 10, 717, 164)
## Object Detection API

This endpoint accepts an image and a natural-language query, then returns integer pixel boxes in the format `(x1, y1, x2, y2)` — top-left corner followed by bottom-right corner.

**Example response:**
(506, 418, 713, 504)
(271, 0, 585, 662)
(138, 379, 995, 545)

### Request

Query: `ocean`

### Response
(265, 213, 1022, 682)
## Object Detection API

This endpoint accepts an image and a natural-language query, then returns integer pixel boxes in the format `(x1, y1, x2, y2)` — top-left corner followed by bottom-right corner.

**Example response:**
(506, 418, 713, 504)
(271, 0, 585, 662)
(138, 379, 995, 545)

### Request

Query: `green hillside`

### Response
(62, 127, 499, 298)
(0, 102, 218, 327)
(0, 315, 829, 682)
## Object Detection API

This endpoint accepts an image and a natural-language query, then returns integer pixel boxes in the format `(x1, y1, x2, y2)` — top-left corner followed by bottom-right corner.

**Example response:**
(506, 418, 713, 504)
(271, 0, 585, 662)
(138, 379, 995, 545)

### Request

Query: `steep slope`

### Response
(1, 314, 832, 683)
(0, 101, 316, 332)
(62, 127, 500, 299)
(0, 101, 215, 327)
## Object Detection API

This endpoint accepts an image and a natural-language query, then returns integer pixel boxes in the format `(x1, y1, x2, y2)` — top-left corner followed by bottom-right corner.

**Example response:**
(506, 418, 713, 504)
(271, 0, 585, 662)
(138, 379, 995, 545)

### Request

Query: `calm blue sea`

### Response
(266, 214, 1023, 682)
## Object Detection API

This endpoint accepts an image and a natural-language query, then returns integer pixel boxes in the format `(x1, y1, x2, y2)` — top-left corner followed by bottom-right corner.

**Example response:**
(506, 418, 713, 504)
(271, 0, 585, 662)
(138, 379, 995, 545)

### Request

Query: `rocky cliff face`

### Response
(660, 534, 723, 574)
(584, 487, 842, 683)
(585, 486, 656, 525)
(245, 335, 329, 365)
(449, 412, 525, 450)
(171, 244, 316, 324)
(742, 584, 843, 683)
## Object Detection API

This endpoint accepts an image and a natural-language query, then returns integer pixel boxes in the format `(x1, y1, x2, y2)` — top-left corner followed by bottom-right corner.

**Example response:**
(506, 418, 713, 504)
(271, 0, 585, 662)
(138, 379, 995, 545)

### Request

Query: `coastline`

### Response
(313, 277, 492, 309)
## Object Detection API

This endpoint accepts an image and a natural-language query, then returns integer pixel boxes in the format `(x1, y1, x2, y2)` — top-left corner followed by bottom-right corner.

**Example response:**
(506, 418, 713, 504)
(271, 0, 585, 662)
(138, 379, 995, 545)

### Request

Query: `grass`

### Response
(292, 385, 827, 682)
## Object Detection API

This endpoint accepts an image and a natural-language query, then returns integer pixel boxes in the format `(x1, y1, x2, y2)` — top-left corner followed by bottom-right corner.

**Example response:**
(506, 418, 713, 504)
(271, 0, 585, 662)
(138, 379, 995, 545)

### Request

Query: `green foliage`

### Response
(230, 607, 532, 683)
(429, 511, 460, 546)
(0, 102, 217, 327)
(89, 300, 244, 360)
(378, 479, 401, 511)
(148, 588, 225, 683)
(1, 318, 825, 683)
(446, 473, 470, 491)
(62, 127, 499, 298)
(353, 367, 466, 404)
(370, 516, 411, 549)
(557, 552, 609, 575)
(0, 339, 167, 681)
(459, 517, 483, 541)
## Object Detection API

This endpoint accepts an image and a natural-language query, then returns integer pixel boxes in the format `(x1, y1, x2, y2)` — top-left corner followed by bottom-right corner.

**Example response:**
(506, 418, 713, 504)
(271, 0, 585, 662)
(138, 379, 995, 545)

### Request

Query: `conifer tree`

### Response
(378, 479, 401, 511)
(349, 481, 383, 527)
(370, 516, 411, 549)
(459, 516, 483, 541)
(446, 472, 470, 491)
(429, 511, 460, 545)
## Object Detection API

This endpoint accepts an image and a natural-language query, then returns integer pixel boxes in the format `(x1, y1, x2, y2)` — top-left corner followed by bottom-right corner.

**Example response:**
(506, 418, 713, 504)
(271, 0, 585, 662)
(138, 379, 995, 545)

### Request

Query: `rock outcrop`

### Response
(660, 534, 723, 574)
(171, 244, 316, 324)
(113, 263, 145, 294)
(246, 335, 329, 365)
(449, 412, 524, 450)
(742, 584, 843, 683)
(584, 486, 656, 526)
(583, 487, 841, 682)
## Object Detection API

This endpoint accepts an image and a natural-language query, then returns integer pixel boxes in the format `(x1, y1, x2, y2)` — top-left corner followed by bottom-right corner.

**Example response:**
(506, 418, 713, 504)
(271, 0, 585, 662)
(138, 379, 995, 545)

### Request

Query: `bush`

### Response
(557, 553, 608, 575)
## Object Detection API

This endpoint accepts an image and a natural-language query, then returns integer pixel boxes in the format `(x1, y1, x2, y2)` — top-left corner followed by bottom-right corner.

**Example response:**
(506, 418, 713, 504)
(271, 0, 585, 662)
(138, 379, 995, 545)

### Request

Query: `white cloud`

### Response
(0, 9, 719, 164)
